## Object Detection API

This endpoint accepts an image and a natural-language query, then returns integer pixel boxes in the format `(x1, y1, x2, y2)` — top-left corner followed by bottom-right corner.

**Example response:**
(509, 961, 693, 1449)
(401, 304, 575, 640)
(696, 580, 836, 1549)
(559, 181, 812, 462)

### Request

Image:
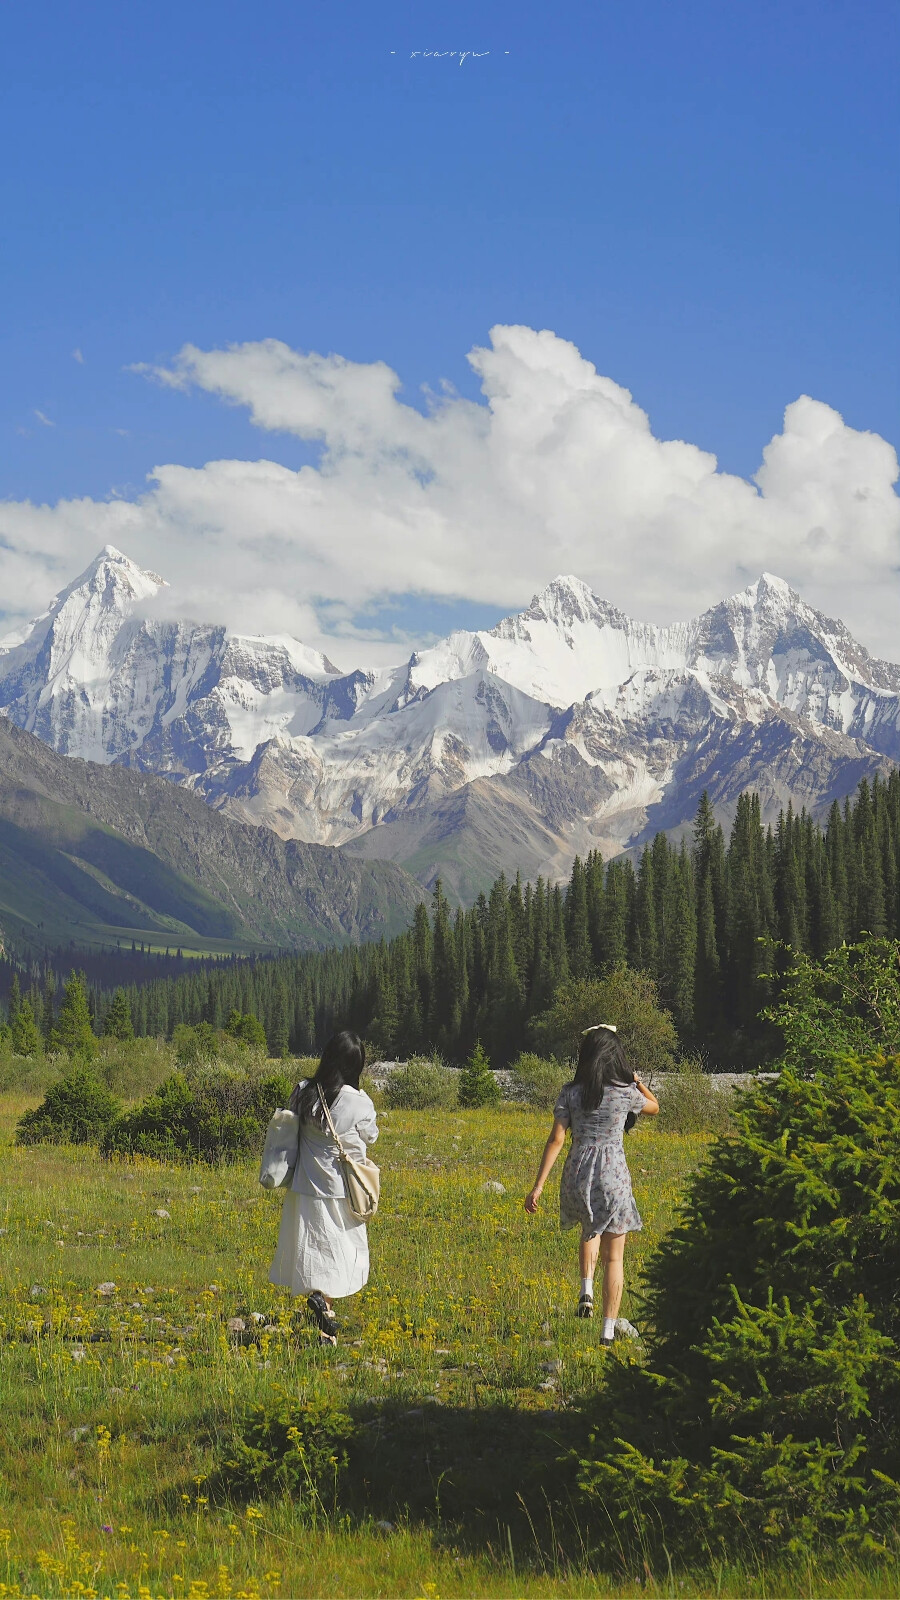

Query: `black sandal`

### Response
(307, 1291, 338, 1340)
(576, 1293, 594, 1319)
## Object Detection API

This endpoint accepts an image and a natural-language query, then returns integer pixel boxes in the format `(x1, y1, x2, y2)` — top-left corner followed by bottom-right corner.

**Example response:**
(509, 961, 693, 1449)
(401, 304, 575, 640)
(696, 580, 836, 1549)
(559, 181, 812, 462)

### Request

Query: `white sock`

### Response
(603, 1317, 616, 1340)
(581, 1277, 593, 1299)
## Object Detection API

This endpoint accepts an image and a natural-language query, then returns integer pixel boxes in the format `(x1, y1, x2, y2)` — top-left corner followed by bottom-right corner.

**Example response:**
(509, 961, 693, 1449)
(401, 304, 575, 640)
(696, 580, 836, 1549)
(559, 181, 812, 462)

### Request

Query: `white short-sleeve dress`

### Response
(268, 1081, 379, 1300)
(554, 1081, 647, 1241)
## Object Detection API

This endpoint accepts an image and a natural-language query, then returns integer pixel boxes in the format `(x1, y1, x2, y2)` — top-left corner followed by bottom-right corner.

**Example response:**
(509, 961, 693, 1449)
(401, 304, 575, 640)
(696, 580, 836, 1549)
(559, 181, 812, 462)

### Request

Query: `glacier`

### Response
(2, 545, 899, 895)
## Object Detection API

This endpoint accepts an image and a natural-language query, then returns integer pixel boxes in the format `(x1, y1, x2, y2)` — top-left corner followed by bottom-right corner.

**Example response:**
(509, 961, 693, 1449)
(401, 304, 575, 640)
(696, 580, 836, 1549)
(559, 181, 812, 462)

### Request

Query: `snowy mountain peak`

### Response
(3, 548, 900, 891)
(522, 573, 615, 629)
(63, 545, 167, 607)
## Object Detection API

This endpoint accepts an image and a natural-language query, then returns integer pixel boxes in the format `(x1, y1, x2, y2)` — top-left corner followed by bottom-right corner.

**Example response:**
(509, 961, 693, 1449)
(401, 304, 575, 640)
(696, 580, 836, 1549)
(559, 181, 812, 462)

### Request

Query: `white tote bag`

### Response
(317, 1087, 380, 1221)
(258, 1107, 300, 1190)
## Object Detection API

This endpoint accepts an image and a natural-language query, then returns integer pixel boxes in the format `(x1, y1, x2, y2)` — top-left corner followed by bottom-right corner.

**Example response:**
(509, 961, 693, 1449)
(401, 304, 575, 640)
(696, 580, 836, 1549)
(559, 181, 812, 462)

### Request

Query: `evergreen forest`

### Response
(4, 772, 900, 1068)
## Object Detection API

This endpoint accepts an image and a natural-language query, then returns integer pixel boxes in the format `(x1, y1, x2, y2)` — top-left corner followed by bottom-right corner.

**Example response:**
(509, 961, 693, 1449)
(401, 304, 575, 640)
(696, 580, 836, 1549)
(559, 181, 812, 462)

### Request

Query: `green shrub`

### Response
(655, 1060, 734, 1135)
(172, 1021, 220, 1066)
(508, 1051, 567, 1109)
(102, 1065, 292, 1163)
(95, 1035, 177, 1099)
(574, 1049, 900, 1562)
(764, 936, 900, 1077)
(0, 1048, 63, 1096)
(224, 1009, 268, 1051)
(531, 967, 678, 1074)
(15, 1064, 122, 1146)
(216, 1390, 355, 1514)
(384, 1056, 459, 1110)
(458, 1041, 500, 1108)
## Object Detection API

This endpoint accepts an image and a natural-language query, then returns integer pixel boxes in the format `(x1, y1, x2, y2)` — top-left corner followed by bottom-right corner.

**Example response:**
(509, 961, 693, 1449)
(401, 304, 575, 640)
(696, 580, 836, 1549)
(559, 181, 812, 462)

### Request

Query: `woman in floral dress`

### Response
(524, 1025, 659, 1342)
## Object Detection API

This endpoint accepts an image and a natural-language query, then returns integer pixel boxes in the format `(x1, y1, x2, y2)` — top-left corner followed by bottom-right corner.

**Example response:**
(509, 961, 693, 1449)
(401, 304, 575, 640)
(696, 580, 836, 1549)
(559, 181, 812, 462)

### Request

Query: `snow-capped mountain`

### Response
(2, 547, 899, 899)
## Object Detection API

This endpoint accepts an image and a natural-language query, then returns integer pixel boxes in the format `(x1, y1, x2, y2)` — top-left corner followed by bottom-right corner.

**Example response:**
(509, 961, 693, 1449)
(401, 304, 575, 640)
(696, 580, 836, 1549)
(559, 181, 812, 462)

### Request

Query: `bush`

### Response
(655, 1059, 734, 1135)
(172, 1021, 220, 1067)
(102, 1065, 293, 1163)
(95, 1035, 177, 1099)
(574, 1048, 900, 1562)
(764, 936, 900, 1077)
(384, 1057, 459, 1110)
(531, 968, 678, 1074)
(224, 1009, 268, 1051)
(15, 1065, 123, 1146)
(217, 1389, 354, 1514)
(508, 1051, 567, 1109)
(458, 1041, 500, 1108)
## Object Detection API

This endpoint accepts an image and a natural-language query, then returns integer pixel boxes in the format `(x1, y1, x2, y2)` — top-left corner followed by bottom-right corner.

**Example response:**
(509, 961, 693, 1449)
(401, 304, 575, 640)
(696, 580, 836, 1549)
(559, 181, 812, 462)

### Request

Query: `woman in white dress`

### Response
(269, 1030, 378, 1343)
(524, 1025, 659, 1343)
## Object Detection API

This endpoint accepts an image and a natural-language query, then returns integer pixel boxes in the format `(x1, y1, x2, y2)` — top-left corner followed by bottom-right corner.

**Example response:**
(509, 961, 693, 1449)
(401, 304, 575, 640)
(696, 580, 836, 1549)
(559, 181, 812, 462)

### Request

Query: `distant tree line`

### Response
(4, 772, 900, 1067)
(0, 942, 238, 1008)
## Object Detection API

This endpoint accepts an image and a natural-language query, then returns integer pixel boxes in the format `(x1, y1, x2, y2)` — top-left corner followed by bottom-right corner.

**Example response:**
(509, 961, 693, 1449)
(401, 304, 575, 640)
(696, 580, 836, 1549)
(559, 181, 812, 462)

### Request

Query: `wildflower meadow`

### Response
(1, 1079, 898, 1599)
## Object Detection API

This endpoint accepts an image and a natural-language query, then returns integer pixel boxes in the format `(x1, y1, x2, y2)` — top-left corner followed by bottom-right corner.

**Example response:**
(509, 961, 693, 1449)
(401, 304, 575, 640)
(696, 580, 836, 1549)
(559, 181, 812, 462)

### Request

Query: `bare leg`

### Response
(579, 1233, 601, 1287)
(600, 1232, 626, 1322)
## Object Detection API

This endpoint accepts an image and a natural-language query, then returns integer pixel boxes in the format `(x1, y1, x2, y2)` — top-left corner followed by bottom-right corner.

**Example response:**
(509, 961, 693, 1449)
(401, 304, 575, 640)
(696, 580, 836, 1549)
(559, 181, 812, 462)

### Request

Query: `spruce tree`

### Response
(600, 860, 630, 971)
(663, 845, 697, 1034)
(458, 1040, 500, 1107)
(634, 848, 659, 979)
(104, 988, 134, 1041)
(565, 857, 593, 979)
(585, 849, 606, 969)
(51, 973, 97, 1060)
(12, 999, 42, 1057)
(7, 974, 21, 1032)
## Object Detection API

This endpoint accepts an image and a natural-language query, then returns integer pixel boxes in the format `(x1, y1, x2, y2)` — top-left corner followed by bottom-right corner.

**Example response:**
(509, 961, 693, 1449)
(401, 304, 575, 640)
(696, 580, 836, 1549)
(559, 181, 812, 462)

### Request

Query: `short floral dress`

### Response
(554, 1081, 647, 1241)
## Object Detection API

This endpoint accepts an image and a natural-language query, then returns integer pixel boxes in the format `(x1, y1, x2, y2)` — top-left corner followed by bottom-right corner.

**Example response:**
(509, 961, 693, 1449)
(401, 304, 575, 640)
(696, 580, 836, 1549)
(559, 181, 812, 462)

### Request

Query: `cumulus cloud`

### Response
(3, 325, 899, 667)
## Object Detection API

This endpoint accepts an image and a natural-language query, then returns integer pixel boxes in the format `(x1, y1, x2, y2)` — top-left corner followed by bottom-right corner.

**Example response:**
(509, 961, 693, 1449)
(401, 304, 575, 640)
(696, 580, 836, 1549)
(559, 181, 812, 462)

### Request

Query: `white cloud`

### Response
(72, 348, 84, 364)
(3, 325, 899, 668)
(33, 409, 55, 427)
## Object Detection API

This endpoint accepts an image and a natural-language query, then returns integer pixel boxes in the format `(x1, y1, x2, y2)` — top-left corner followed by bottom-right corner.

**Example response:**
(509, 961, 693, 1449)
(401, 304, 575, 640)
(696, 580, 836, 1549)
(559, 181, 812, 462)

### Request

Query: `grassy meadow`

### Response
(1, 1090, 898, 1600)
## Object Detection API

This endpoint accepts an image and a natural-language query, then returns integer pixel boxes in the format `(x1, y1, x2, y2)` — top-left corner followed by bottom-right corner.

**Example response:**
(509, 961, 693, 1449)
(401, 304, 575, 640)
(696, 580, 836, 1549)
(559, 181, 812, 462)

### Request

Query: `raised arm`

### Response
(634, 1074, 660, 1115)
(524, 1118, 568, 1213)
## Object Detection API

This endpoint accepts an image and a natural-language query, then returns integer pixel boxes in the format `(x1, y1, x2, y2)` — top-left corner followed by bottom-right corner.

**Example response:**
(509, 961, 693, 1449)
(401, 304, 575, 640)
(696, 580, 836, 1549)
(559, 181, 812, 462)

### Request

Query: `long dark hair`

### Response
(295, 1030, 366, 1124)
(568, 1028, 634, 1114)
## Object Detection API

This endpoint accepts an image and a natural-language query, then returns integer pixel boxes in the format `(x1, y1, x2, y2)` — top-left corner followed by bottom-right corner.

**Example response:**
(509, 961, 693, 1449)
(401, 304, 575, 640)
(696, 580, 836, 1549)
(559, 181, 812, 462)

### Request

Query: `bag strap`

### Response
(317, 1084, 349, 1158)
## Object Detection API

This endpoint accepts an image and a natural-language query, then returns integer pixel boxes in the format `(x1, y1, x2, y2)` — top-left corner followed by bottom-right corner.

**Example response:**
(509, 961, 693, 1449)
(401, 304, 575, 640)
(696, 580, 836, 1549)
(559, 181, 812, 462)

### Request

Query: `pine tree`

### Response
(428, 879, 457, 1042)
(12, 998, 42, 1057)
(601, 861, 630, 971)
(458, 1040, 500, 1107)
(51, 972, 97, 1060)
(7, 974, 21, 1032)
(565, 857, 593, 980)
(585, 850, 605, 970)
(663, 845, 697, 1034)
(104, 988, 134, 1041)
(634, 848, 659, 979)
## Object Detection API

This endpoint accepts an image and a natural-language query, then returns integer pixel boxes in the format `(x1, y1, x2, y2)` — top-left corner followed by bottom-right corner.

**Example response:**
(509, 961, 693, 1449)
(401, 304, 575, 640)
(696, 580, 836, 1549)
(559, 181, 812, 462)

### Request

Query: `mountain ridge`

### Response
(0, 717, 424, 954)
(2, 548, 899, 900)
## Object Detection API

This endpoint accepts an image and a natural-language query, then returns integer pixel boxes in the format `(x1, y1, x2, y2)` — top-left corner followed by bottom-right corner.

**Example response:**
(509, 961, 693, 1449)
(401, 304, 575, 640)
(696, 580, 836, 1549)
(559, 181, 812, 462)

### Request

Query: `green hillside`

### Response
(0, 721, 423, 956)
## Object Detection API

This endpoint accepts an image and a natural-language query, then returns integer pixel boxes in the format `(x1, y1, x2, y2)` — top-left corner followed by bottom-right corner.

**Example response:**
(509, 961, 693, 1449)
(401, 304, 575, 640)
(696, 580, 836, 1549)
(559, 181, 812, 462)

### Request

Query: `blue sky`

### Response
(1, 0, 898, 660)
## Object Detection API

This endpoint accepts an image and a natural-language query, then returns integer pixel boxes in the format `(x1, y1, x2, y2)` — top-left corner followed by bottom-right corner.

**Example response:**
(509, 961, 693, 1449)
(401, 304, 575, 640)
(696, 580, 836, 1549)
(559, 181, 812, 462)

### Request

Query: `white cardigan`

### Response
(288, 1081, 379, 1199)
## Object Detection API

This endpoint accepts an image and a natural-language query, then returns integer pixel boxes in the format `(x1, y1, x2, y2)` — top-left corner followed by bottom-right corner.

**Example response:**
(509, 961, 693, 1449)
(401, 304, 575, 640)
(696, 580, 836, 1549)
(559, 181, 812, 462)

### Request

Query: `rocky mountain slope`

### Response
(2, 546, 899, 901)
(0, 719, 423, 954)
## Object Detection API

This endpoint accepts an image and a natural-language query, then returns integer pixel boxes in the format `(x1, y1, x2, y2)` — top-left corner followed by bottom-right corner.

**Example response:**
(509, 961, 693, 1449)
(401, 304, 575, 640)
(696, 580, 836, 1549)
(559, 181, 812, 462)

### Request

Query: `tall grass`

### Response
(0, 1094, 894, 1598)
